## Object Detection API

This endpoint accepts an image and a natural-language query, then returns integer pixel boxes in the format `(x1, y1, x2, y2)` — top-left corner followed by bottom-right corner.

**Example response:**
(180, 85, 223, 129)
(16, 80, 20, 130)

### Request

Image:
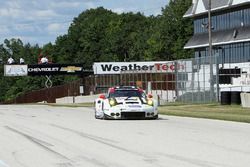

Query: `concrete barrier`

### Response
(56, 96, 75, 104)
(56, 94, 100, 104)
(241, 93, 250, 108)
(75, 95, 100, 103)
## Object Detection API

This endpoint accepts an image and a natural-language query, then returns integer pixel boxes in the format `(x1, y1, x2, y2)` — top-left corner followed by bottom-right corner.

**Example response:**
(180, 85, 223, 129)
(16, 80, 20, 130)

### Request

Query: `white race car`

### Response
(94, 86, 158, 120)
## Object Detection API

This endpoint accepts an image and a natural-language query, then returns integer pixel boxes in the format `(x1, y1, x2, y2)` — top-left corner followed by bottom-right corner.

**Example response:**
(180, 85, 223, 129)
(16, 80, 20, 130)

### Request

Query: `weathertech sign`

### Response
(93, 61, 191, 74)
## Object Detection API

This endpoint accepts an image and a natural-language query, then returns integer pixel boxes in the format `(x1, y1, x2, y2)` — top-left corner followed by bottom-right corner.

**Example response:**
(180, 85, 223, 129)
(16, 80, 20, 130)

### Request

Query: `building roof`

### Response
(184, 26, 250, 49)
(184, 0, 250, 18)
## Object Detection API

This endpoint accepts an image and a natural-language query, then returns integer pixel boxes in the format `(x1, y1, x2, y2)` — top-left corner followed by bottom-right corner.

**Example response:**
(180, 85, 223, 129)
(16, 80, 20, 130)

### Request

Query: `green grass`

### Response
(159, 103, 250, 123)
(38, 102, 250, 123)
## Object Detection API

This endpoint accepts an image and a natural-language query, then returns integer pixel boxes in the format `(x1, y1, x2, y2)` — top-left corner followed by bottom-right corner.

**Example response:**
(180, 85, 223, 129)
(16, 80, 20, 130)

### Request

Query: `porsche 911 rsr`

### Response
(95, 86, 158, 120)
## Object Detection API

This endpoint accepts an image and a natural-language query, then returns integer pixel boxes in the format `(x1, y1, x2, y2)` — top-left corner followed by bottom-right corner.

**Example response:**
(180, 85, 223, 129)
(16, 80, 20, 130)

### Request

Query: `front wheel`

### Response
(152, 114, 158, 120)
(95, 110, 104, 119)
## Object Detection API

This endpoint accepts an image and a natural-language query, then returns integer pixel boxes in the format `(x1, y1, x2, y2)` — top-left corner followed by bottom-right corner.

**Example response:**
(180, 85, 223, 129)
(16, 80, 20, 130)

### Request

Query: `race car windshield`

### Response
(109, 90, 145, 98)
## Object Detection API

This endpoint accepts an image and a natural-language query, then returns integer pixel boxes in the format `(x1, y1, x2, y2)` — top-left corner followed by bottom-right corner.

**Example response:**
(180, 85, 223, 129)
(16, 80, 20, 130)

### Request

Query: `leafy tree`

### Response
(0, 1, 194, 102)
(158, 0, 193, 60)
(116, 12, 152, 61)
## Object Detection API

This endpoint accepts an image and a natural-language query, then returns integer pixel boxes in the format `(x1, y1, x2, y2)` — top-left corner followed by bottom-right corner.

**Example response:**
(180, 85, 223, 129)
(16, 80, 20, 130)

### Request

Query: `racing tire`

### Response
(152, 114, 158, 120)
(103, 114, 110, 120)
(95, 111, 104, 119)
(95, 115, 100, 119)
(103, 114, 114, 120)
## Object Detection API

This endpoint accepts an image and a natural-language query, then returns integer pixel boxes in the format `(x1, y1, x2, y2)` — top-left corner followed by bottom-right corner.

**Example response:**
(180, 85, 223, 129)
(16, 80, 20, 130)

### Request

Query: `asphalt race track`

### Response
(0, 105, 250, 167)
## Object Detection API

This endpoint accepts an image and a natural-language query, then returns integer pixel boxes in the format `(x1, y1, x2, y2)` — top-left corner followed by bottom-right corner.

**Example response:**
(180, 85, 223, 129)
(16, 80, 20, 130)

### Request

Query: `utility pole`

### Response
(208, 0, 214, 102)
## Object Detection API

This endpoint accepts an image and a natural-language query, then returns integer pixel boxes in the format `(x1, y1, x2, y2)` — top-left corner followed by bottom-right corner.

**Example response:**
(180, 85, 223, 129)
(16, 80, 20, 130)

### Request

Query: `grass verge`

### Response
(39, 102, 250, 123)
(158, 103, 250, 123)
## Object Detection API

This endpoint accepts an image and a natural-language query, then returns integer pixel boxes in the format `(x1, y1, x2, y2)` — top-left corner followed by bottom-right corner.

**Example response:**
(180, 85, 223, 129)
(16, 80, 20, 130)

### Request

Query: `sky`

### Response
(0, 0, 169, 46)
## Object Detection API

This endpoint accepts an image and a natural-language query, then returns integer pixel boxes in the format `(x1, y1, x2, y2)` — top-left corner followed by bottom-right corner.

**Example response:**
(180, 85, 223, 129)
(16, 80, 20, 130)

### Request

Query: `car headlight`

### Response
(147, 99, 153, 106)
(109, 98, 116, 106)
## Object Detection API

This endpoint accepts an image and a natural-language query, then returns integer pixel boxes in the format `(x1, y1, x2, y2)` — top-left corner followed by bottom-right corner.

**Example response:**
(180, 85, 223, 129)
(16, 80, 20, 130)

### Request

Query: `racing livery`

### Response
(95, 86, 158, 119)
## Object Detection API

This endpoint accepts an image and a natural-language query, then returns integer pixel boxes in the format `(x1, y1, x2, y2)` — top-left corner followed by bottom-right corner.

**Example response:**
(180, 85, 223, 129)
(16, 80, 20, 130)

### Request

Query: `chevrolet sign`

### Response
(60, 66, 82, 73)
(28, 67, 59, 72)
(27, 64, 93, 76)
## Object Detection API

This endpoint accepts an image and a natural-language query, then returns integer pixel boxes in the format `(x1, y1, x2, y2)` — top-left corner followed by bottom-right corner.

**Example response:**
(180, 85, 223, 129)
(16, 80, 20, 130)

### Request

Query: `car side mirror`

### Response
(147, 94, 153, 99)
(99, 94, 106, 99)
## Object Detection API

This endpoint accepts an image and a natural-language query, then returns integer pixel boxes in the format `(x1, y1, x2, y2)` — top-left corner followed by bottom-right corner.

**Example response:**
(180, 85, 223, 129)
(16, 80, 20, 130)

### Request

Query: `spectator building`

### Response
(183, 0, 250, 104)
(184, 0, 250, 64)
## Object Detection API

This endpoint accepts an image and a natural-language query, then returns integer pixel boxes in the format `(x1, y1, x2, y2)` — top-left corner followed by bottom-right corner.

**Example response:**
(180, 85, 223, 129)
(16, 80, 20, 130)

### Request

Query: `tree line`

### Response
(0, 0, 193, 102)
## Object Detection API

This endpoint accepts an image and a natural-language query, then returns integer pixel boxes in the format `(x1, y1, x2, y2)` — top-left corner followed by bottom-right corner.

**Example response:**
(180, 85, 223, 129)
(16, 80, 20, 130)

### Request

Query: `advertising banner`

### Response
(4, 65, 28, 76)
(27, 64, 93, 76)
(93, 61, 192, 75)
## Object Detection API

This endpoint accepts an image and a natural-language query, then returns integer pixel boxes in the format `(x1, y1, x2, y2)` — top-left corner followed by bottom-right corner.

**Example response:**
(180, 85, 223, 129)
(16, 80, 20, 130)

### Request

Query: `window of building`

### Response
(230, 10, 242, 29)
(244, 8, 250, 26)
(194, 8, 249, 34)
(244, 42, 250, 62)
(194, 42, 250, 64)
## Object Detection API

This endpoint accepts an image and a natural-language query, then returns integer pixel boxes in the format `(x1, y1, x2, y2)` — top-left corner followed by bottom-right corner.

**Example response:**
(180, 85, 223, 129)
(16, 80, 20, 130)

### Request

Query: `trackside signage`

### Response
(4, 65, 28, 76)
(93, 61, 192, 74)
(27, 64, 93, 76)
